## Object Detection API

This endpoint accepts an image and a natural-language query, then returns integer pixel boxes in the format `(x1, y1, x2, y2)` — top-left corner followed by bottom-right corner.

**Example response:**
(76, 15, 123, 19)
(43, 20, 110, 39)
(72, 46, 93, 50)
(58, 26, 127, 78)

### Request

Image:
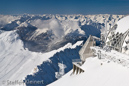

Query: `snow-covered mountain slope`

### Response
(25, 44, 82, 86)
(0, 14, 124, 52)
(0, 14, 125, 86)
(48, 57, 129, 86)
(0, 30, 83, 86)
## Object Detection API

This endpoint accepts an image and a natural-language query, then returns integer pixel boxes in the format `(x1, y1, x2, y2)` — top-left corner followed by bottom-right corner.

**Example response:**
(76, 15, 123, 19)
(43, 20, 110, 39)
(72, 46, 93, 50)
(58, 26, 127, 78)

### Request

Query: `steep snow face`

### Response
(48, 57, 129, 86)
(0, 14, 124, 52)
(0, 30, 83, 86)
(115, 15, 129, 34)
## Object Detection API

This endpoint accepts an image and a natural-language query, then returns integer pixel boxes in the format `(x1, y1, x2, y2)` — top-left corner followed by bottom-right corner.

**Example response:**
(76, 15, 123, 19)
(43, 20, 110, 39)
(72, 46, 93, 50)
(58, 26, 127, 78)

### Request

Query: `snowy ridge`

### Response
(0, 30, 83, 86)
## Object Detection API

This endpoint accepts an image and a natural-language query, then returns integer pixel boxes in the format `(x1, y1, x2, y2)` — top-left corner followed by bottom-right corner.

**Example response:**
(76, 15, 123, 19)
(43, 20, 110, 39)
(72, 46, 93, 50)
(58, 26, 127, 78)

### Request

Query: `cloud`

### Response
(30, 18, 85, 42)
(0, 15, 19, 25)
(30, 19, 64, 40)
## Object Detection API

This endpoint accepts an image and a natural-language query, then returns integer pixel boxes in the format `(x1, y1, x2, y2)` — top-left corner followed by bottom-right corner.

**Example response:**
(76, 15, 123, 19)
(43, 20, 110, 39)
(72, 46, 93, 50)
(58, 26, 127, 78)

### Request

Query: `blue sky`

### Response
(0, 0, 129, 15)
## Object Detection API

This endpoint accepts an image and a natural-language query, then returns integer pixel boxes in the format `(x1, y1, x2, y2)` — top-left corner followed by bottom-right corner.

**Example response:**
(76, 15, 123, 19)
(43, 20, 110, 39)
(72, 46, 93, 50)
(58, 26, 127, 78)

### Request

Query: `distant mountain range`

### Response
(0, 14, 124, 52)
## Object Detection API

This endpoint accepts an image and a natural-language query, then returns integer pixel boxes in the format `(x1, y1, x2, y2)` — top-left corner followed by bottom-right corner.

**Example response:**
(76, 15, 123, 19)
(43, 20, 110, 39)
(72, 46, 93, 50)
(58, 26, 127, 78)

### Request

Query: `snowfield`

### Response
(0, 30, 83, 86)
(48, 57, 129, 86)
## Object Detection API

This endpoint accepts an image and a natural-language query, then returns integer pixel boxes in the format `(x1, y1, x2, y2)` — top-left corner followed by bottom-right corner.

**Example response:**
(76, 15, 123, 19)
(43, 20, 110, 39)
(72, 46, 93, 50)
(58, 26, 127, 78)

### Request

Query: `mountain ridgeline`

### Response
(0, 14, 124, 52)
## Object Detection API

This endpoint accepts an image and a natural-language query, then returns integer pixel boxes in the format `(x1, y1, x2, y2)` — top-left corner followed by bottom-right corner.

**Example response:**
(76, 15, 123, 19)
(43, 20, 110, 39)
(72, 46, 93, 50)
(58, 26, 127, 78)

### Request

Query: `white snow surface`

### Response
(115, 15, 129, 33)
(0, 30, 83, 86)
(48, 57, 129, 86)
